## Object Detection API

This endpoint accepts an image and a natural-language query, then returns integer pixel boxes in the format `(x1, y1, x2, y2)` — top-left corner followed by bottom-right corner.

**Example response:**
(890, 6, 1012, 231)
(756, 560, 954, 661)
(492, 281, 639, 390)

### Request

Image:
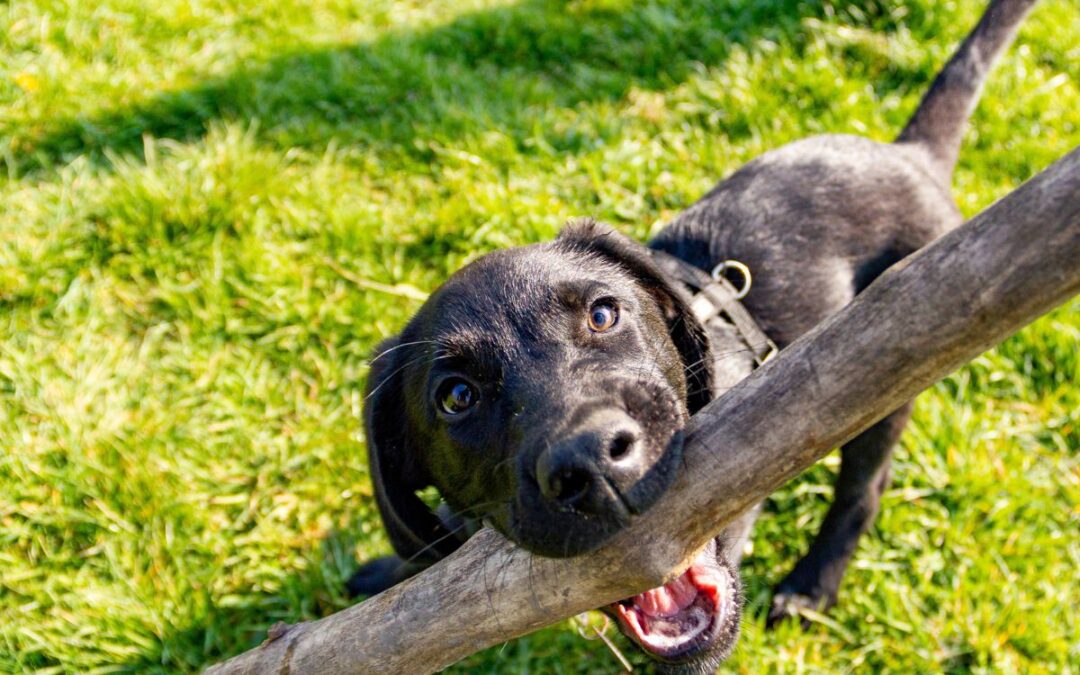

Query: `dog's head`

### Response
(364, 220, 741, 668)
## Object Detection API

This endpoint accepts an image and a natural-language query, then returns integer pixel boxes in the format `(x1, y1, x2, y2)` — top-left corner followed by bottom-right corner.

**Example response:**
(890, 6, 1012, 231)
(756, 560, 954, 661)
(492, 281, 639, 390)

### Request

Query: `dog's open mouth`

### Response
(609, 547, 736, 661)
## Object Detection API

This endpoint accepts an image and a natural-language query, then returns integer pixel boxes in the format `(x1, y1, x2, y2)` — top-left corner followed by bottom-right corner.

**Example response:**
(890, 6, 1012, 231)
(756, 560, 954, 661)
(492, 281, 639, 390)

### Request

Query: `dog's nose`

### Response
(535, 411, 644, 514)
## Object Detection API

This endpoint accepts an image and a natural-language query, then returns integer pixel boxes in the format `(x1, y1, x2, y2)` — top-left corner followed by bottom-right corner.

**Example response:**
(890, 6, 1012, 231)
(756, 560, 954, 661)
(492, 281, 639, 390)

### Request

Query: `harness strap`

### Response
(650, 249, 778, 366)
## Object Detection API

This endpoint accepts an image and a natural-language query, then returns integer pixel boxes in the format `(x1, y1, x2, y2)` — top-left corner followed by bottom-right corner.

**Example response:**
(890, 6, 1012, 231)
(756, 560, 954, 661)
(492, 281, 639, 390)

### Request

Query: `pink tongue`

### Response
(633, 572, 698, 618)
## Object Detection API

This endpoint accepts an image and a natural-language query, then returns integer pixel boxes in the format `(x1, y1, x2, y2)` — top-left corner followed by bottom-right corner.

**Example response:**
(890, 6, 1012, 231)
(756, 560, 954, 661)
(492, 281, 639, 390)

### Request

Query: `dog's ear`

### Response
(364, 336, 461, 564)
(556, 219, 715, 413)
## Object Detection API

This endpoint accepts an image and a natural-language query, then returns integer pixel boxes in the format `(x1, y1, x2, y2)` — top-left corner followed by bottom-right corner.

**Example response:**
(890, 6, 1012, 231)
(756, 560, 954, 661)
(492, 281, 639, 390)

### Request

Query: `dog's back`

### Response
(652, 0, 1038, 346)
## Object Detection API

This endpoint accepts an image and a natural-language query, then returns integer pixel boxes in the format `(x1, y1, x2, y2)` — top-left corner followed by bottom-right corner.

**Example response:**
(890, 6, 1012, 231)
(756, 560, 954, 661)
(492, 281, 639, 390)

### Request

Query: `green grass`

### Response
(1, 0, 1077, 672)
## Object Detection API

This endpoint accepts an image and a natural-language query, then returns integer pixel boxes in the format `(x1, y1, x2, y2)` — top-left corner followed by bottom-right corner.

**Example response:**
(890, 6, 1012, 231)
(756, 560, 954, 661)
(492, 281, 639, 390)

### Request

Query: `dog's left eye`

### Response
(437, 378, 478, 416)
(587, 302, 619, 332)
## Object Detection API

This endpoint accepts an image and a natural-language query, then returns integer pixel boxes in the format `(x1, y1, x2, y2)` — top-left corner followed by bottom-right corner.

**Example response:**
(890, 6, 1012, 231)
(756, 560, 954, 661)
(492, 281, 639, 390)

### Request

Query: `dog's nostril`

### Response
(552, 467, 591, 505)
(608, 430, 636, 460)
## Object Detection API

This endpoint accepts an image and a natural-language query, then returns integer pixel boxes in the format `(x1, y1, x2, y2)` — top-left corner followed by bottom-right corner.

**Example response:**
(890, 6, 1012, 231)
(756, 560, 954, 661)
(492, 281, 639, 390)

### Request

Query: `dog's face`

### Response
(364, 220, 741, 668)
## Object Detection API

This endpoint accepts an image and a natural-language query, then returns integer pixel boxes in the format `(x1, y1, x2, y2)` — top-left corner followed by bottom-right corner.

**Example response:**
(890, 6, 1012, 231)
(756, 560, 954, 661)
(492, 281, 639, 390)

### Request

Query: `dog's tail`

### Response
(895, 0, 1038, 182)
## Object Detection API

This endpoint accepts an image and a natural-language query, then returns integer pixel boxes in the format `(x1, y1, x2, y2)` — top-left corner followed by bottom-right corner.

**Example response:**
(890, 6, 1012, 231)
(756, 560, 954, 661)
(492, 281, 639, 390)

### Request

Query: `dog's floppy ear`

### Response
(364, 336, 461, 564)
(556, 219, 715, 413)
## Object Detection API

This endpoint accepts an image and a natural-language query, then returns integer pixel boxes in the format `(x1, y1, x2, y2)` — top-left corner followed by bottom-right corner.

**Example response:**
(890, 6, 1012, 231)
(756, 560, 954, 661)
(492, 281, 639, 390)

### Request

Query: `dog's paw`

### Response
(766, 589, 832, 630)
(345, 556, 406, 598)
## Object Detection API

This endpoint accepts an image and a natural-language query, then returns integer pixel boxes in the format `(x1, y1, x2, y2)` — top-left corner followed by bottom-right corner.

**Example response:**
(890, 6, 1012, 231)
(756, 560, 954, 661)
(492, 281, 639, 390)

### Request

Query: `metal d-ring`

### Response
(711, 259, 752, 299)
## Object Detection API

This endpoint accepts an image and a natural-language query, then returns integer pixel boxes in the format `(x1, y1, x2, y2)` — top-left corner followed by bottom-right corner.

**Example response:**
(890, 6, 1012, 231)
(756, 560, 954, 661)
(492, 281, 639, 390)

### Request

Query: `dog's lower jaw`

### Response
(606, 540, 742, 673)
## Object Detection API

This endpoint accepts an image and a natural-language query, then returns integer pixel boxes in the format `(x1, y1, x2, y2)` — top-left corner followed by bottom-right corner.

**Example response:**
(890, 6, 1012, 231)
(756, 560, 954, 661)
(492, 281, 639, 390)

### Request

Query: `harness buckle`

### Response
(710, 260, 752, 300)
(756, 341, 779, 366)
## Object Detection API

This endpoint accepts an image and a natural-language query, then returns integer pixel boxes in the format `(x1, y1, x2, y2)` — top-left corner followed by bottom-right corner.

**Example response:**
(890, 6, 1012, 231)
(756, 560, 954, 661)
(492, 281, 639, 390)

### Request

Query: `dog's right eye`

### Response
(587, 301, 619, 332)
(436, 378, 478, 416)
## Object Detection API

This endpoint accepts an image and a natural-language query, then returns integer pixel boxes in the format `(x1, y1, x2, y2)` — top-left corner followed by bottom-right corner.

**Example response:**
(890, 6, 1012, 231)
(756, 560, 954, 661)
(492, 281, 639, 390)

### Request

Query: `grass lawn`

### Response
(1, 0, 1077, 671)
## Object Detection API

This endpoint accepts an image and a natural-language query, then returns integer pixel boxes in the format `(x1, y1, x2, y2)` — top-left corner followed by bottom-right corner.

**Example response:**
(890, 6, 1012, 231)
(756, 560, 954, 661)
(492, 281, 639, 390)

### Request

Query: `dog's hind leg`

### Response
(767, 401, 914, 627)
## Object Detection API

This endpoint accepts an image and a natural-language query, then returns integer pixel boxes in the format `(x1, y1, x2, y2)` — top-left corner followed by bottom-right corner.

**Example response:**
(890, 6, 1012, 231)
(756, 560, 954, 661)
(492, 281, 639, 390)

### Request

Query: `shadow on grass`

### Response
(11, 0, 829, 178)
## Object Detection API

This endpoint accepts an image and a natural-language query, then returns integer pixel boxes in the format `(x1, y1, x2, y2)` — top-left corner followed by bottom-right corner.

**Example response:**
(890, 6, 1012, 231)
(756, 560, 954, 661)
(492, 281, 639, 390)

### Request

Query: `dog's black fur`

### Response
(348, 0, 1037, 669)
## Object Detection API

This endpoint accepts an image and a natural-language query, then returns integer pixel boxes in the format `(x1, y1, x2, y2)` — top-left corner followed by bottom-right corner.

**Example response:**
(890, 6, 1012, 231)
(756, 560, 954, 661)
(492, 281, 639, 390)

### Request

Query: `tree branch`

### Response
(207, 147, 1079, 675)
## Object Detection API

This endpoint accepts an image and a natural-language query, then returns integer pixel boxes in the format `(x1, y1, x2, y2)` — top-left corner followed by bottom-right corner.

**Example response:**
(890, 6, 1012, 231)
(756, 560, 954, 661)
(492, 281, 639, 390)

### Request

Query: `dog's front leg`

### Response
(768, 402, 914, 626)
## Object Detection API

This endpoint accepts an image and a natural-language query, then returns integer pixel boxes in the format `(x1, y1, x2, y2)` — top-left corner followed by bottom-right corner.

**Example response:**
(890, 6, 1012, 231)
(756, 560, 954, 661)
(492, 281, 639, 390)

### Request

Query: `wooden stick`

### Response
(207, 147, 1079, 675)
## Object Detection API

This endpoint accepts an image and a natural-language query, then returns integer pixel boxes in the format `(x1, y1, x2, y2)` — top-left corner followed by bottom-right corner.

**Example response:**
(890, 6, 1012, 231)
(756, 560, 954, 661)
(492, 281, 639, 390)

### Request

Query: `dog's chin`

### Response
(606, 542, 741, 673)
(497, 428, 685, 558)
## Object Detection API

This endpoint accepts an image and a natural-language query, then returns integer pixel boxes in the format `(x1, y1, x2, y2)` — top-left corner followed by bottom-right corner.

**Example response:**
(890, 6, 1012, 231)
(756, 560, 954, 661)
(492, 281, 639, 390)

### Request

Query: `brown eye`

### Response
(587, 302, 618, 332)
(437, 378, 478, 415)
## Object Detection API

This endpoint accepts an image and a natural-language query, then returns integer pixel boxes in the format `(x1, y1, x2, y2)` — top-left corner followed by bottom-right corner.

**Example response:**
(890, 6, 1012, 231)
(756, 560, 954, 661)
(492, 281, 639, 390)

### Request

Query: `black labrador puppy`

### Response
(349, 0, 1036, 670)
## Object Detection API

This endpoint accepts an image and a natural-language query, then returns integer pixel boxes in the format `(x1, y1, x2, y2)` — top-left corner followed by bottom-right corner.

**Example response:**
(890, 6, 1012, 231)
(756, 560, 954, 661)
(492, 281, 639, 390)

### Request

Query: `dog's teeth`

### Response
(687, 566, 721, 592)
(634, 573, 697, 618)
(615, 603, 645, 636)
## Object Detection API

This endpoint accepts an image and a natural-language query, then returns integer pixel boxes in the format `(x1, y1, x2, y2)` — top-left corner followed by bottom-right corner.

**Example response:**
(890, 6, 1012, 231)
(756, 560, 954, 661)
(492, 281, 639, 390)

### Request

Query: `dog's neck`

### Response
(647, 249, 772, 396)
(700, 316, 759, 394)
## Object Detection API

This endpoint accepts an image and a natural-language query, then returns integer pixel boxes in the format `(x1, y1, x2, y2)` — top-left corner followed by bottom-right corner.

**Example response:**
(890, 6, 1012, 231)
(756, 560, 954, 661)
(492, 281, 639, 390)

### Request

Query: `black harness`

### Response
(650, 250, 777, 367)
